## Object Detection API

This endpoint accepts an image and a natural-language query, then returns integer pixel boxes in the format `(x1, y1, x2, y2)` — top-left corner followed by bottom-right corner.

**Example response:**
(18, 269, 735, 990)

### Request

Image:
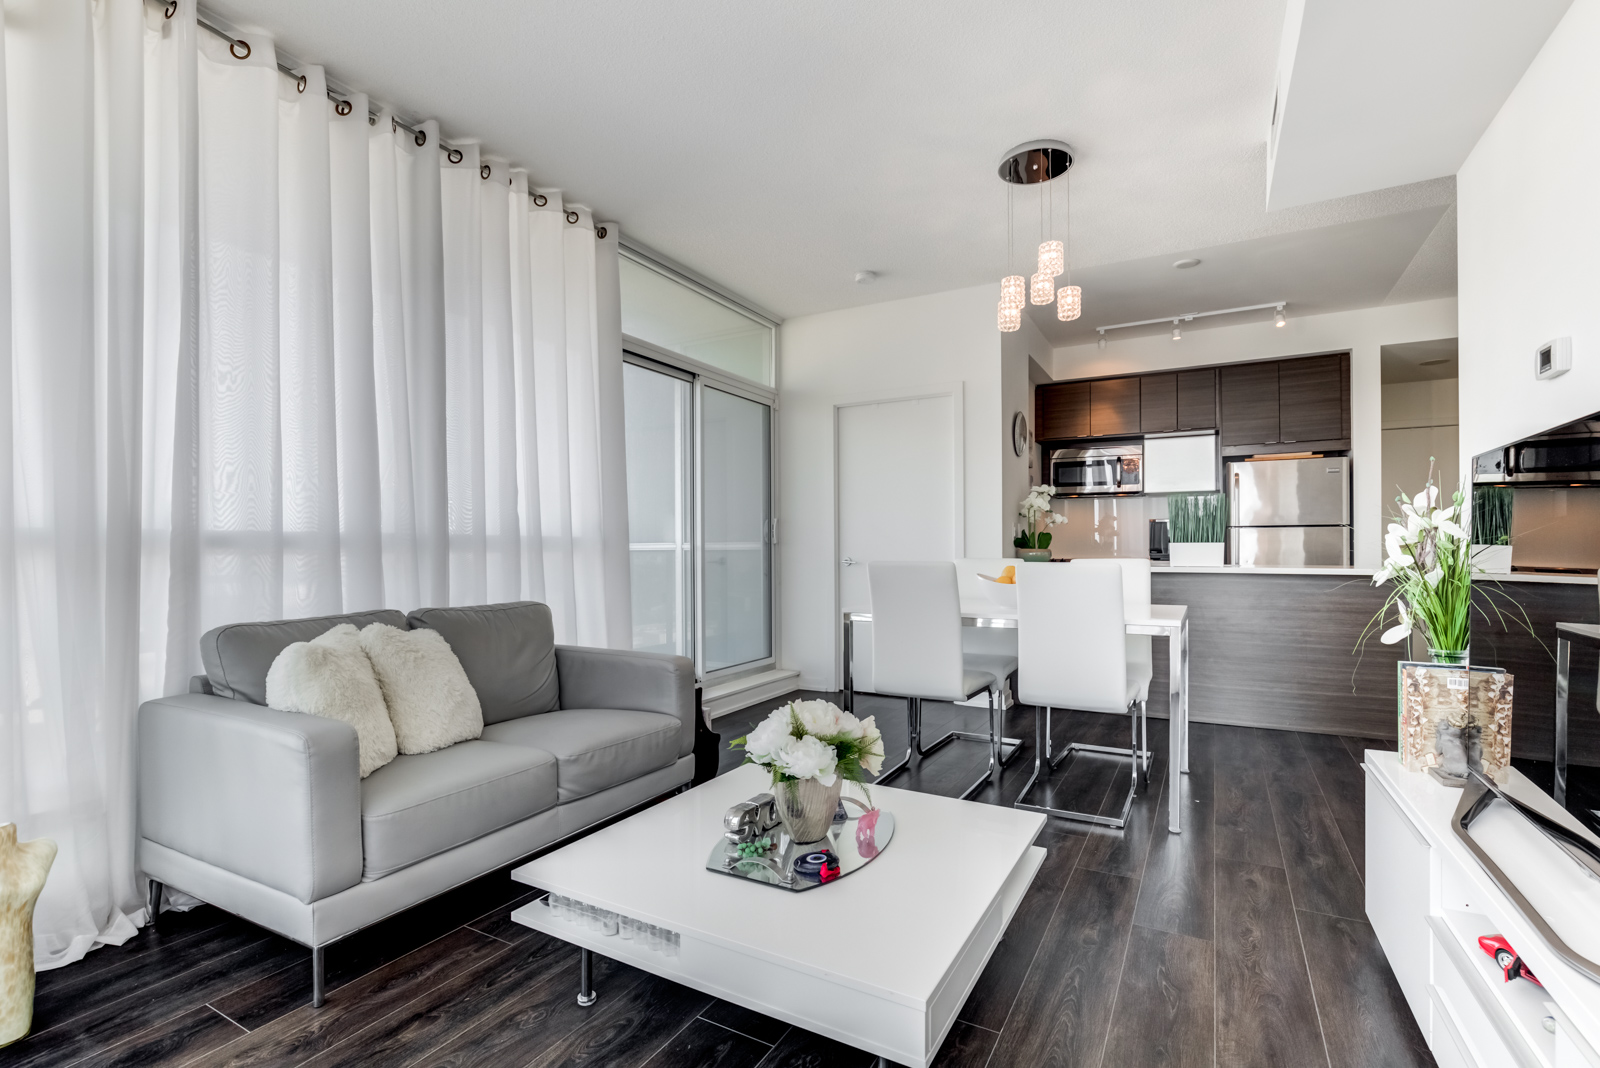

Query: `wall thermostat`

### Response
(1535, 337, 1571, 380)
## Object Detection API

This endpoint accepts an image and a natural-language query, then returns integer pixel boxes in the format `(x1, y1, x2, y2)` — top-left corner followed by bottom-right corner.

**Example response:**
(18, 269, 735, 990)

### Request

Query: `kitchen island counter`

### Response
(1150, 562, 1597, 585)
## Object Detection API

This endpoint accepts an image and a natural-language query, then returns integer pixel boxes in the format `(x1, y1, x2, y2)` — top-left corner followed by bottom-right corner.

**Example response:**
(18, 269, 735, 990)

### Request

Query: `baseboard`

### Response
(705, 668, 801, 720)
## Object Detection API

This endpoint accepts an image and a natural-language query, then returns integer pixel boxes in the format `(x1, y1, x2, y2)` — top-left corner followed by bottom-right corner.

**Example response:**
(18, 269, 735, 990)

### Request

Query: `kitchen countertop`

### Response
(1147, 563, 1597, 585)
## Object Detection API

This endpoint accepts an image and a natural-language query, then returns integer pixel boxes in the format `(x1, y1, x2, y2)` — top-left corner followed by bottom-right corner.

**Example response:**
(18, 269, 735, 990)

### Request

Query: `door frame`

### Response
(830, 384, 966, 689)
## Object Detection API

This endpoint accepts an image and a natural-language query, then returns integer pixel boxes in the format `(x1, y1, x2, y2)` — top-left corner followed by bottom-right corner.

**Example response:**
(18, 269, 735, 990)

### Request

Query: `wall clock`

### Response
(1012, 411, 1029, 457)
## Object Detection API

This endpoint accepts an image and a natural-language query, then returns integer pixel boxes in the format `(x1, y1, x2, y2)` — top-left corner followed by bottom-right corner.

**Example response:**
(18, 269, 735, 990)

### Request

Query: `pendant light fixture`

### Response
(1055, 161, 1080, 322)
(996, 139, 1077, 333)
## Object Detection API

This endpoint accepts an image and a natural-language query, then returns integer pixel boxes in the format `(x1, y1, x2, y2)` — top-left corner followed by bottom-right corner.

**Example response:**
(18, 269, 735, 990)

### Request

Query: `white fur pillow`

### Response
(266, 623, 398, 778)
(359, 623, 483, 754)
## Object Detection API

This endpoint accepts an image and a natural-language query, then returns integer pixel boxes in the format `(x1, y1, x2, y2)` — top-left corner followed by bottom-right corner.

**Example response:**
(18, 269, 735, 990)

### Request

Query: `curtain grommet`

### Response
(480, 164, 491, 180)
(596, 226, 608, 239)
(414, 129, 427, 147)
(295, 74, 307, 93)
(446, 147, 463, 164)
(335, 100, 352, 117)
(533, 194, 548, 207)
(230, 38, 251, 60)
(164, 1, 177, 19)
(565, 210, 579, 224)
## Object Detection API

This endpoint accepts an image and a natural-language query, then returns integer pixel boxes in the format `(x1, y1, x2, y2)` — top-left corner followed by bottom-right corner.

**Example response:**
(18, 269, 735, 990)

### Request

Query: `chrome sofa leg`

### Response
(147, 880, 163, 931)
(311, 945, 326, 1008)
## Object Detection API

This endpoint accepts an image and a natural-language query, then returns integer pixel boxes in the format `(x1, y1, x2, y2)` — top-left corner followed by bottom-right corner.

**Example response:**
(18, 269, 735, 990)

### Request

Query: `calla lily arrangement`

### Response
(1369, 478, 1473, 656)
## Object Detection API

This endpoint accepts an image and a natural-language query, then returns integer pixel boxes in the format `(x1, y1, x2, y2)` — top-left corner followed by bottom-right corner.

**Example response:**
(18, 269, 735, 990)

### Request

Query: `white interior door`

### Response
(837, 394, 958, 689)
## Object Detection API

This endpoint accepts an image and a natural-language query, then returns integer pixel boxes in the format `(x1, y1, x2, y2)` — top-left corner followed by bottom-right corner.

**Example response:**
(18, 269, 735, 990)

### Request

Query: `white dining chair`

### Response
(1013, 559, 1153, 828)
(868, 561, 1017, 799)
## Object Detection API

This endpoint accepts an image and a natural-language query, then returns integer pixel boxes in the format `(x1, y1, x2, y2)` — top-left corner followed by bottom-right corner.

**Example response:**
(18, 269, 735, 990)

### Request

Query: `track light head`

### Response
(1171, 323, 1181, 341)
(1274, 306, 1287, 328)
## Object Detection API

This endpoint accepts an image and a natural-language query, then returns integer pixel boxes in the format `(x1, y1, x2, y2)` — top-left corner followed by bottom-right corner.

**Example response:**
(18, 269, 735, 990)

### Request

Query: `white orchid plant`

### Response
(1367, 477, 1473, 655)
(730, 700, 885, 789)
(1015, 484, 1064, 551)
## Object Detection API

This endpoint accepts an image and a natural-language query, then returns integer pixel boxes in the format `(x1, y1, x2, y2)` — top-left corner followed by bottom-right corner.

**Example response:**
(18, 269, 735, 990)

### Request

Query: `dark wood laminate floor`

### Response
(16, 692, 1435, 1068)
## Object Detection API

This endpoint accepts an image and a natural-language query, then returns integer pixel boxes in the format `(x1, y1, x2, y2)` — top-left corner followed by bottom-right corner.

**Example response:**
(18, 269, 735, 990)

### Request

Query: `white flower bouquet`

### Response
(730, 700, 886, 843)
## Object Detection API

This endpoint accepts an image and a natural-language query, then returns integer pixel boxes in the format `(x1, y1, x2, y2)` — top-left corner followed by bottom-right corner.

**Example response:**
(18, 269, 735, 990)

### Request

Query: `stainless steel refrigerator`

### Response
(1227, 456, 1352, 567)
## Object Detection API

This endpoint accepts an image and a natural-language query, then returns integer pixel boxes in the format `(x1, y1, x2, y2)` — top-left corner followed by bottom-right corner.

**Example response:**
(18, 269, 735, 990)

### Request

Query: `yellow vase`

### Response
(1, 824, 56, 1047)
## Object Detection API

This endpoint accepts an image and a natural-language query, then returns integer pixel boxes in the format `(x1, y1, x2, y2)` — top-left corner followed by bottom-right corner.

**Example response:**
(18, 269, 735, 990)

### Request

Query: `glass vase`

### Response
(1429, 647, 1469, 666)
(774, 776, 845, 845)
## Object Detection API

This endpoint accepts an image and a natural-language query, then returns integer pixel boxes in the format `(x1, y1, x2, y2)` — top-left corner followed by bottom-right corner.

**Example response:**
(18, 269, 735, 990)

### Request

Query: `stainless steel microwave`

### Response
(1051, 444, 1143, 497)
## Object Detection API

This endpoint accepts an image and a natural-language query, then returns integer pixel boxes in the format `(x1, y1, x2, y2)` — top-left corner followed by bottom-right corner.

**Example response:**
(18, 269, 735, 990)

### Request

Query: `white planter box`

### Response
(1471, 544, 1513, 574)
(1169, 542, 1225, 567)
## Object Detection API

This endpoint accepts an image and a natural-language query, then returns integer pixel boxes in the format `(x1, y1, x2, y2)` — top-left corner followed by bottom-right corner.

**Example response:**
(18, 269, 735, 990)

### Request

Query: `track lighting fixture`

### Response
(1274, 306, 1287, 328)
(1171, 323, 1182, 341)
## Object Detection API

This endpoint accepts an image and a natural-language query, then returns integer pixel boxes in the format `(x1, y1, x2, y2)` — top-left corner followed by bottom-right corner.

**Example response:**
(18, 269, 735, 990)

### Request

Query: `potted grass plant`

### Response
(1167, 491, 1226, 566)
(1470, 485, 1513, 574)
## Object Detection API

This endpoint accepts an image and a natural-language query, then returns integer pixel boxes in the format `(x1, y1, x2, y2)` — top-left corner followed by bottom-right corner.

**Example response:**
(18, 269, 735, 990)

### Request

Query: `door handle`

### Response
(841, 557, 858, 566)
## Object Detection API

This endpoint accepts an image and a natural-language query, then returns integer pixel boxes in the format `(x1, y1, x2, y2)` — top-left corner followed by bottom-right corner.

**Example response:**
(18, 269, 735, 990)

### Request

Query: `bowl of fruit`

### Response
(976, 565, 1018, 608)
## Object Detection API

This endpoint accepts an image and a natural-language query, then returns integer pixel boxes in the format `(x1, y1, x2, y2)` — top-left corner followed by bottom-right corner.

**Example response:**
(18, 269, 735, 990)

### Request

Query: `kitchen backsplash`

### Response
(1508, 487, 1600, 572)
(1046, 496, 1168, 559)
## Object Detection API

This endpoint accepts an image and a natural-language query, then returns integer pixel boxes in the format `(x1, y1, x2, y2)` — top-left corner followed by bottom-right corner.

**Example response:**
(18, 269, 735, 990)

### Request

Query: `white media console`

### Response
(1366, 750, 1600, 1067)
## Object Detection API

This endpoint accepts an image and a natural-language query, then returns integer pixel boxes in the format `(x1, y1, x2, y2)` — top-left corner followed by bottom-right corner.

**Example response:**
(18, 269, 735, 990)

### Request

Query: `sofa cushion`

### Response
(201, 609, 408, 706)
(359, 740, 557, 879)
(406, 602, 559, 725)
(265, 623, 398, 778)
(359, 623, 483, 754)
(480, 709, 680, 802)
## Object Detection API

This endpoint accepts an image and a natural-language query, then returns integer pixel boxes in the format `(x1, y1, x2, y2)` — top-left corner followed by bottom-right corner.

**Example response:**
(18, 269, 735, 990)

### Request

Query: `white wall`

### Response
(1458, 0, 1600, 466)
(1001, 310, 1051, 548)
(1051, 298, 1459, 568)
(778, 283, 1003, 689)
(1380, 378, 1459, 559)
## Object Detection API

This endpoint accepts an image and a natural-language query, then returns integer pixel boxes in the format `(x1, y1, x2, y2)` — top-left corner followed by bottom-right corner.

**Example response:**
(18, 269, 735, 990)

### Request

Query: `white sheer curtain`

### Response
(2, 0, 632, 970)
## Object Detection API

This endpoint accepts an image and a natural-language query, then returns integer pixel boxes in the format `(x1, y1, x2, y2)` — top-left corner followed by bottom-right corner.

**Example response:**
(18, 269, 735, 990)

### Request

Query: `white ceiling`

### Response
(198, 0, 1542, 330)
(1267, 0, 1573, 211)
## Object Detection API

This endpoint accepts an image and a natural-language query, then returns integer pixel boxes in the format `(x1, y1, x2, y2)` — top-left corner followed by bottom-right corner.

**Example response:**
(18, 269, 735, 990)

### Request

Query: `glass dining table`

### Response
(841, 602, 1192, 833)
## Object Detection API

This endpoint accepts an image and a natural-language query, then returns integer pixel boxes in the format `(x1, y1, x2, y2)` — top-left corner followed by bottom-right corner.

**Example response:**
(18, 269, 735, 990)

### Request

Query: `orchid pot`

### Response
(1169, 542, 1225, 567)
(1013, 485, 1063, 564)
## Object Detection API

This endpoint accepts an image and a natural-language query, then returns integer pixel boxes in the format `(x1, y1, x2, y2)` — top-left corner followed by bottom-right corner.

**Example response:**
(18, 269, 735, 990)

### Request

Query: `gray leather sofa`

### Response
(137, 601, 696, 1005)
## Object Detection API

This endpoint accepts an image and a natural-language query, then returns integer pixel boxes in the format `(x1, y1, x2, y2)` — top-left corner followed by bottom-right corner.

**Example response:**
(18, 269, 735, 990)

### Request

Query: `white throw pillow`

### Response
(265, 623, 398, 778)
(359, 623, 483, 754)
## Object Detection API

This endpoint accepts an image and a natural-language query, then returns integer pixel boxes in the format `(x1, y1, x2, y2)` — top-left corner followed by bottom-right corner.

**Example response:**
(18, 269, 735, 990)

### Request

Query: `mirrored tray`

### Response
(706, 799, 895, 892)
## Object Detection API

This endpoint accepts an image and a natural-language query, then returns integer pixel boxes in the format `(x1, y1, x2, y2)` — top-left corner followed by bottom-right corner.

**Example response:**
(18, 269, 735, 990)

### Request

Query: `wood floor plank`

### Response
(640, 1018, 771, 1068)
(1297, 911, 1433, 1068)
(755, 1027, 876, 1067)
(956, 826, 1085, 1031)
(523, 974, 713, 1068)
(699, 1000, 790, 1046)
(929, 1020, 999, 1068)
(1268, 779, 1365, 921)
(1133, 752, 1215, 941)
(463, 890, 543, 944)
(10, 934, 306, 1068)
(1078, 751, 1165, 879)
(1214, 768, 1284, 869)
(194, 927, 515, 1067)
(27, 922, 272, 1037)
(984, 867, 1139, 1068)
(68, 1005, 245, 1068)
(1299, 734, 1365, 824)
(1337, 817, 1366, 884)
(1099, 925, 1214, 1068)
(30, 906, 238, 1007)
(1215, 858, 1328, 1068)
(296, 937, 596, 1068)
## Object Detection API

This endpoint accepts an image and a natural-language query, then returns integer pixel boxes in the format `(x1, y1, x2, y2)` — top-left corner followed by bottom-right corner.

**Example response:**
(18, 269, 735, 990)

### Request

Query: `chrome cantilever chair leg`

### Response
(1014, 700, 1154, 829)
(874, 697, 919, 783)
(913, 670, 1023, 767)
(879, 687, 1010, 801)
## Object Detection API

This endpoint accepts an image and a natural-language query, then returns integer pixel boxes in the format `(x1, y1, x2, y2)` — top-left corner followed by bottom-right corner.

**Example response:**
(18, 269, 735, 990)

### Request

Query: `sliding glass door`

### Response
(622, 362, 693, 657)
(622, 355, 775, 679)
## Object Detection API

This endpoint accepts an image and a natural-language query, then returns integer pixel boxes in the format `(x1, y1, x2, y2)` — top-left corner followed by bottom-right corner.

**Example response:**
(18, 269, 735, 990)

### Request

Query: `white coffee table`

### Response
(509, 764, 1047, 1068)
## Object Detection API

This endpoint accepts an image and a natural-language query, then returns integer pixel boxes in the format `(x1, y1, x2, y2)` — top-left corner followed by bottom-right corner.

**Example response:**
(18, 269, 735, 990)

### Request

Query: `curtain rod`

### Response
(189, 11, 583, 216)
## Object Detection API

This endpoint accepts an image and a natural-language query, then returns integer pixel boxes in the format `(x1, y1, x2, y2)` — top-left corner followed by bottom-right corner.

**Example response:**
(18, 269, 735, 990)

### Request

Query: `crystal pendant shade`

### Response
(1056, 284, 1081, 322)
(1037, 240, 1064, 277)
(1000, 274, 1026, 311)
(1030, 271, 1053, 305)
(998, 303, 1021, 332)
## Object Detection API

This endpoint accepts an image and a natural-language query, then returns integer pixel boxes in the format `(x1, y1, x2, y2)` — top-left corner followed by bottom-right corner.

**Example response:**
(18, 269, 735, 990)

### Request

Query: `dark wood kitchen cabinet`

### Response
(1219, 362, 1279, 448)
(1278, 354, 1345, 443)
(1176, 368, 1217, 431)
(1140, 373, 1177, 433)
(1035, 381, 1090, 440)
(1091, 377, 1141, 437)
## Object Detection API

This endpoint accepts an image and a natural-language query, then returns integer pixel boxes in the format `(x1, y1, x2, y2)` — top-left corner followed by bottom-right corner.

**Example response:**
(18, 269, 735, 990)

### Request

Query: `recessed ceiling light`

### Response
(1420, 358, 1451, 366)
(1172, 258, 1201, 269)
(855, 270, 878, 284)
